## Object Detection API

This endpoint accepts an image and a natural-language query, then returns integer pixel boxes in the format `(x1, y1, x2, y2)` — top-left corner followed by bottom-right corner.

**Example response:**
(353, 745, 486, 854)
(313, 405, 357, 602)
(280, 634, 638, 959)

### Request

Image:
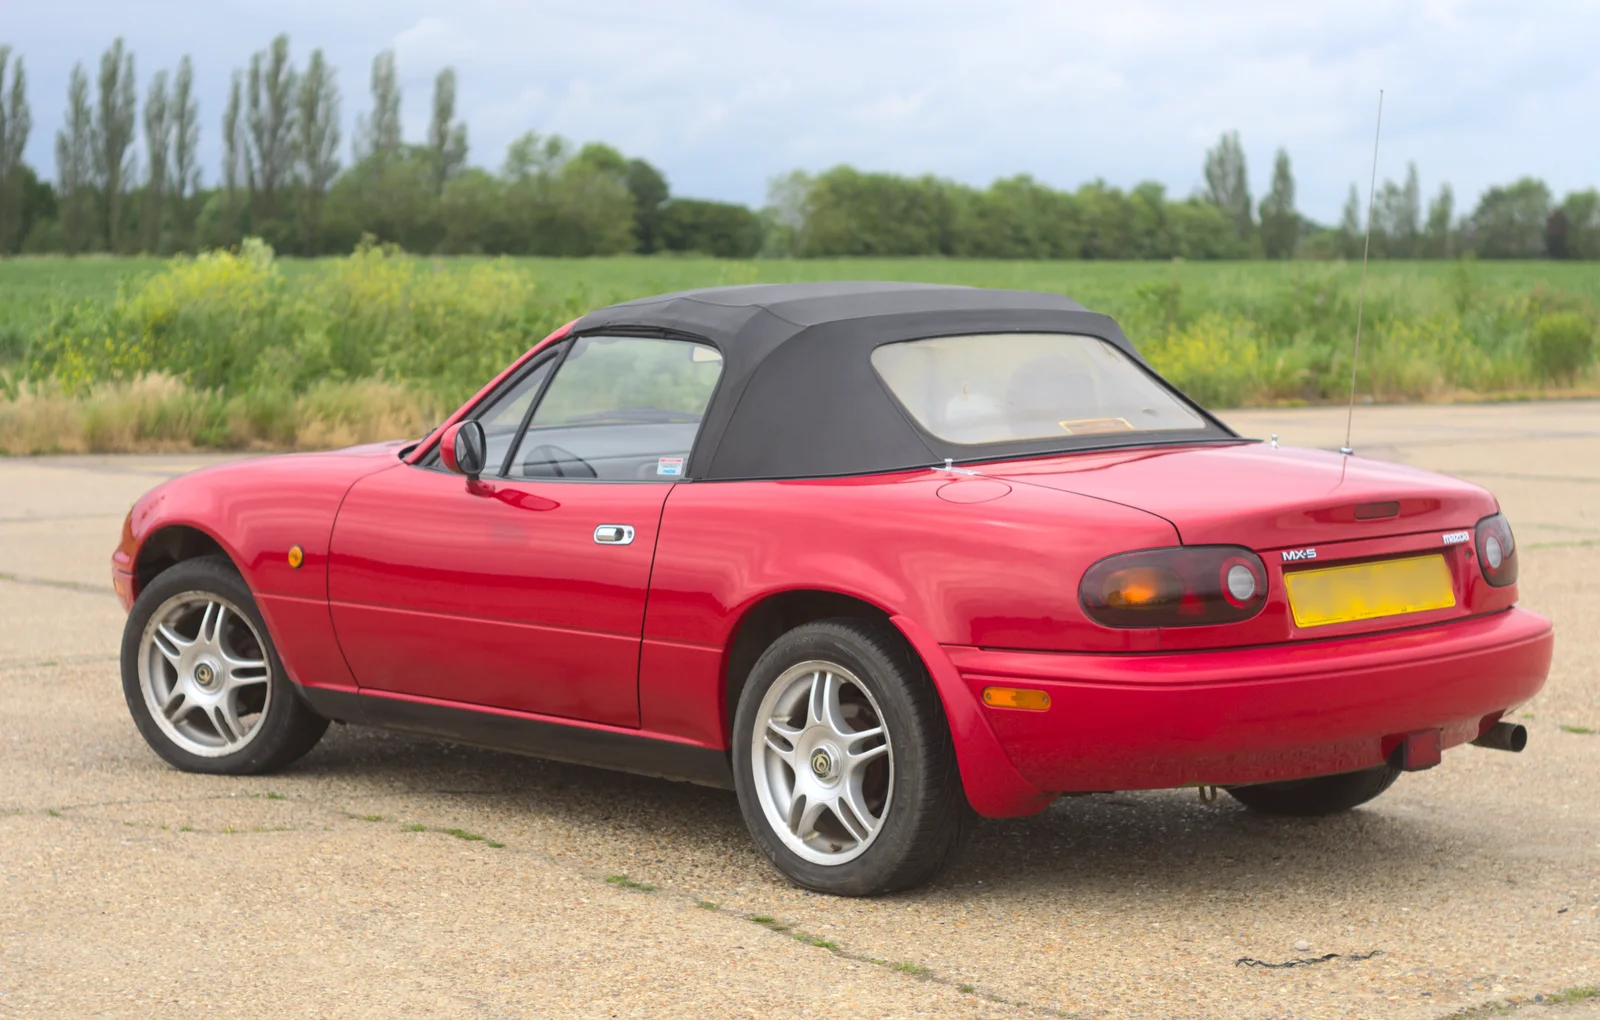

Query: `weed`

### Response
(696, 900, 718, 911)
(958, 984, 976, 994)
(4, 255, 1598, 454)
(441, 828, 487, 842)
(359, 814, 387, 822)
(795, 934, 837, 950)
(403, 823, 427, 832)
(44, 808, 61, 817)
(178, 824, 194, 832)
(891, 962, 929, 975)
(1550, 987, 1599, 1004)
(748, 915, 775, 924)
(605, 875, 656, 891)
(486, 840, 506, 848)
(1559, 725, 1595, 735)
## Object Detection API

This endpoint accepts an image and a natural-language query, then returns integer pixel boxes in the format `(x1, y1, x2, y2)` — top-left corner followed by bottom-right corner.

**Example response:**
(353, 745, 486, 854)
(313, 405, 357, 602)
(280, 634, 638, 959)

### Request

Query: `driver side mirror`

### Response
(439, 420, 488, 481)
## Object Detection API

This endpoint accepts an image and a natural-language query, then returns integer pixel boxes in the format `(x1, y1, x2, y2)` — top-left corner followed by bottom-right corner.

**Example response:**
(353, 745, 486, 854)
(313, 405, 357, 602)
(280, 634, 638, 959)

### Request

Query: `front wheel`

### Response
(732, 619, 965, 896)
(1225, 764, 1401, 816)
(121, 556, 329, 775)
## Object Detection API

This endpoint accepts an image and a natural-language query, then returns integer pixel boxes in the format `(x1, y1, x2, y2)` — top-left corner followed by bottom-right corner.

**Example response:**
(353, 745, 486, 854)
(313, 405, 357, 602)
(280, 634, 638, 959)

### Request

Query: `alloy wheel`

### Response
(138, 591, 272, 757)
(751, 659, 893, 865)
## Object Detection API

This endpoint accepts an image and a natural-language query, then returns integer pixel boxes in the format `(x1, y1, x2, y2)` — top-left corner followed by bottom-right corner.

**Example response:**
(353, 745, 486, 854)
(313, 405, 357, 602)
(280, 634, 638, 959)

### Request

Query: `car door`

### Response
(327, 335, 724, 728)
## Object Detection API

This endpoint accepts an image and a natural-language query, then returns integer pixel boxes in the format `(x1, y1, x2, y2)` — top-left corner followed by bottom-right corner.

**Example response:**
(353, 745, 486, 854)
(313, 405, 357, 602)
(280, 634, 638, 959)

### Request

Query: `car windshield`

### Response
(871, 332, 1206, 445)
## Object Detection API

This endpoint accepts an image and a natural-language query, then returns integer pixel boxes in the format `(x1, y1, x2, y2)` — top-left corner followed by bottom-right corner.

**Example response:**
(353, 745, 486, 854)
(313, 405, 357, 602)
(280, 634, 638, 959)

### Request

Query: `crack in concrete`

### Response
(0, 570, 114, 595)
(21, 795, 1074, 1017)
(0, 652, 118, 671)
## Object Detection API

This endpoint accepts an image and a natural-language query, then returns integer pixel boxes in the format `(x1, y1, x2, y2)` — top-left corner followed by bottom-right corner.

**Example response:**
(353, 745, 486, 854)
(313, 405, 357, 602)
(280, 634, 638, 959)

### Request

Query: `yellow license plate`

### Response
(1284, 554, 1456, 629)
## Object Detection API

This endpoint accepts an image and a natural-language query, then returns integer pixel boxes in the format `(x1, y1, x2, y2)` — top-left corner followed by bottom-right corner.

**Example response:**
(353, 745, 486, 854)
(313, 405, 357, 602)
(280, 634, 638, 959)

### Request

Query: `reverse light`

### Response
(1474, 513, 1518, 587)
(1080, 547, 1269, 628)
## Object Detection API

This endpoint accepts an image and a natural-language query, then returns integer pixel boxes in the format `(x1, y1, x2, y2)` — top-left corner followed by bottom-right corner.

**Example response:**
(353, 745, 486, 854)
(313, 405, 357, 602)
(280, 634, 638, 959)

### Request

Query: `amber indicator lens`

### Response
(982, 687, 1052, 711)
(1102, 566, 1181, 608)
(287, 545, 304, 569)
(1474, 513, 1518, 587)
(1081, 546, 1269, 628)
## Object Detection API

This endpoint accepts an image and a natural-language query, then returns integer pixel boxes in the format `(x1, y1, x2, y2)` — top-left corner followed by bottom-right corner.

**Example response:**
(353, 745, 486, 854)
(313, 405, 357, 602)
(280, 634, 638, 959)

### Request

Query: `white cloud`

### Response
(11, 0, 1599, 221)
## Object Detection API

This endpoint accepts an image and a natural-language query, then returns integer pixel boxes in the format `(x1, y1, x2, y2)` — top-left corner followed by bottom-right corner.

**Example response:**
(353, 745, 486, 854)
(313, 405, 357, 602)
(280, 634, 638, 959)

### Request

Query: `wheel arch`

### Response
(722, 588, 894, 734)
(717, 587, 1056, 820)
(133, 523, 241, 597)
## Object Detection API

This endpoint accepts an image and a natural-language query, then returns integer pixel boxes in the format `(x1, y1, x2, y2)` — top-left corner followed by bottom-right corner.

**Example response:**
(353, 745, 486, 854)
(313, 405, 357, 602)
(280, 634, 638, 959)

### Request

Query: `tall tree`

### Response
(1467, 178, 1551, 258)
(1424, 183, 1454, 258)
(625, 158, 669, 252)
(55, 63, 93, 252)
(92, 37, 137, 251)
(169, 56, 199, 243)
(354, 50, 401, 161)
(1257, 148, 1297, 259)
(295, 48, 340, 252)
(1338, 183, 1362, 259)
(141, 70, 170, 252)
(1202, 130, 1252, 241)
(222, 72, 243, 194)
(1377, 161, 1421, 257)
(1553, 189, 1600, 260)
(427, 67, 467, 194)
(246, 34, 298, 221)
(0, 47, 32, 253)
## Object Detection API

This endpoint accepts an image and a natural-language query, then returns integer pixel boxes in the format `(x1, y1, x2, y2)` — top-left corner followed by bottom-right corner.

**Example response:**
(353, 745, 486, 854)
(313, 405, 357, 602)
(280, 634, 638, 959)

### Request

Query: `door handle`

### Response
(593, 524, 636, 545)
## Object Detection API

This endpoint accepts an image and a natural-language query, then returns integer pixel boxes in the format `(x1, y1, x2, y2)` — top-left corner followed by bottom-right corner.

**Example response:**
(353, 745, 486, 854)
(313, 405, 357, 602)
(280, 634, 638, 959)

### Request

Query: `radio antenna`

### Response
(1341, 89, 1384, 457)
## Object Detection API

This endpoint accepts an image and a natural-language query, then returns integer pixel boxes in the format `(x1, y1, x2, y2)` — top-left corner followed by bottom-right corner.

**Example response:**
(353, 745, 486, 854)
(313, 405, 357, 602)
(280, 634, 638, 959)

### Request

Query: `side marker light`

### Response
(287, 545, 304, 569)
(981, 687, 1052, 711)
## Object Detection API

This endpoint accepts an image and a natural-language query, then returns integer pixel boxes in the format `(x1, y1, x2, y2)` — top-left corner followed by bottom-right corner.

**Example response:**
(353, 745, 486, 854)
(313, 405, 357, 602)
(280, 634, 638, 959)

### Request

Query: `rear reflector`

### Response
(1389, 729, 1443, 772)
(982, 687, 1052, 711)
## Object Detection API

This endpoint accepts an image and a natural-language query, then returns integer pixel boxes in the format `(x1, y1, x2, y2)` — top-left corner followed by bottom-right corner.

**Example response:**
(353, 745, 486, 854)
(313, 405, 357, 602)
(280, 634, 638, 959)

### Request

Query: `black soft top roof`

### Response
(569, 281, 1233, 481)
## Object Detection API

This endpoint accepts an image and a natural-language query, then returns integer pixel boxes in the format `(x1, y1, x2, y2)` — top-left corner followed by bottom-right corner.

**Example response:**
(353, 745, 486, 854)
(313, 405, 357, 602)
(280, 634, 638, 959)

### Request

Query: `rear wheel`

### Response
(1225, 764, 1401, 816)
(121, 556, 329, 775)
(732, 619, 965, 896)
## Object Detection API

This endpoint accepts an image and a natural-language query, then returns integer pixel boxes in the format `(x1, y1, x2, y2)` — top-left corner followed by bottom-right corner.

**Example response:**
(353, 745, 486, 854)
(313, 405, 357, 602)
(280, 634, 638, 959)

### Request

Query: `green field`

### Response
(1, 251, 1596, 454)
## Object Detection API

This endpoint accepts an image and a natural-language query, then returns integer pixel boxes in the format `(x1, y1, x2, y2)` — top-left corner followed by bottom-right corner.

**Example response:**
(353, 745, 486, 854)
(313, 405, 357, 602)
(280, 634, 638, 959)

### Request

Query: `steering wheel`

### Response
(521, 443, 598, 479)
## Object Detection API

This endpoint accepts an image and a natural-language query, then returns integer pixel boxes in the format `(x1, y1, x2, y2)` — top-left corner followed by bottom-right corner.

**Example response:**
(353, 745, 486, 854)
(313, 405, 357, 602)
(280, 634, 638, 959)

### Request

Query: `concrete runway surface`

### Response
(2, 402, 1596, 1019)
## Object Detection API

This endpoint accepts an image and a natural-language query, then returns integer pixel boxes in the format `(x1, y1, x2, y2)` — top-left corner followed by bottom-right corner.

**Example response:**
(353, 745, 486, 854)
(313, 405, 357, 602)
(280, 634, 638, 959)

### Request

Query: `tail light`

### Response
(1080, 546, 1268, 628)
(1474, 513, 1518, 587)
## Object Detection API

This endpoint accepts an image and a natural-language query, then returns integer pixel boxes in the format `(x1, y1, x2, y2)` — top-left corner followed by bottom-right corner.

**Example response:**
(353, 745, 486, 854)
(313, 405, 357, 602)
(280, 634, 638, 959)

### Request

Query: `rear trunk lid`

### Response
(989, 442, 1511, 647)
(990, 441, 1496, 548)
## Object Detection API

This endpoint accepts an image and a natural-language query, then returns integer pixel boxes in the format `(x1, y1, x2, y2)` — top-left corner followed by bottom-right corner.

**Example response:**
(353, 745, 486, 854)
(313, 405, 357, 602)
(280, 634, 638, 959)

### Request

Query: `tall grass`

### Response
(0, 245, 1595, 454)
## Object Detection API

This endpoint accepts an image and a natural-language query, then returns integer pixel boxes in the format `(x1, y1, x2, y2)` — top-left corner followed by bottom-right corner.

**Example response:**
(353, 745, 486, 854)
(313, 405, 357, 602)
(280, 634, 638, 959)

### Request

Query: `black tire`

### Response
(731, 618, 965, 896)
(120, 555, 329, 775)
(1225, 764, 1401, 816)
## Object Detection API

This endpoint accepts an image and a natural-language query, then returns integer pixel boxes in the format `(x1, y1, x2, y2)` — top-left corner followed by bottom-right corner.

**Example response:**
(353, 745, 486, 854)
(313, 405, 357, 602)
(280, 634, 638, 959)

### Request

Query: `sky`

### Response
(7, 0, 1598, 224)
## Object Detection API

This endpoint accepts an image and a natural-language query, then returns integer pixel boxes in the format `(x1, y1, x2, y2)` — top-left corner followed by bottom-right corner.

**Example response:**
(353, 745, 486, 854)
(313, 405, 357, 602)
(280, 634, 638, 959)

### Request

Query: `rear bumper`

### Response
(948, 608, 1553, 798)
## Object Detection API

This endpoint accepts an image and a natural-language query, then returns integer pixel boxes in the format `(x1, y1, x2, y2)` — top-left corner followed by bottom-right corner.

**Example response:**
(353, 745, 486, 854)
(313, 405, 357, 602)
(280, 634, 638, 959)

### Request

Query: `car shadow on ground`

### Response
(287, 723, 1483, 907)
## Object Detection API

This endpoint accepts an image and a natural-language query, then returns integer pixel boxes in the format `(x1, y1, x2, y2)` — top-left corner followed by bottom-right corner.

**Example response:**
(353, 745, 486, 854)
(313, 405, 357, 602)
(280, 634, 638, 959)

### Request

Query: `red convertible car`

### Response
(114, 282, 1553, 895)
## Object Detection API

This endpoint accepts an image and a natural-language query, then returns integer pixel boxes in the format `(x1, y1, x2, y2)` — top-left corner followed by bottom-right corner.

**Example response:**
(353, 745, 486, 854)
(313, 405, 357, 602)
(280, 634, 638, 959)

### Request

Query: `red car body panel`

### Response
(326, 463, 669, 728)
(112, 308, 1554, 819)
(113, 443, 408, 693)
(952, 607, 1551, 796)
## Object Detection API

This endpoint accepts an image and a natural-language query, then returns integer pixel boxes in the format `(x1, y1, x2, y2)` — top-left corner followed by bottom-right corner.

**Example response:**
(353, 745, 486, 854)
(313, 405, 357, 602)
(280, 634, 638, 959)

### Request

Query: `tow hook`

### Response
(1471, 721, 1528, 753)
(1197, 785, 1219, 804)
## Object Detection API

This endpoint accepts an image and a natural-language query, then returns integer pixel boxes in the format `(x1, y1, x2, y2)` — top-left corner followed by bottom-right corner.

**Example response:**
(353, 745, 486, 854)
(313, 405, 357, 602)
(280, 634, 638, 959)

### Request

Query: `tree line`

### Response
(0, 38, 1596, 261)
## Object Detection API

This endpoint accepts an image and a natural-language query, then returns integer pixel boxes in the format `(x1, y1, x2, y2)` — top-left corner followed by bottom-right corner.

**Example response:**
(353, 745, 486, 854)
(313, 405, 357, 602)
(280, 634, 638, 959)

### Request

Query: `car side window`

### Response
(470, 355, 559, 476)
(506, 336, 723, 481)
